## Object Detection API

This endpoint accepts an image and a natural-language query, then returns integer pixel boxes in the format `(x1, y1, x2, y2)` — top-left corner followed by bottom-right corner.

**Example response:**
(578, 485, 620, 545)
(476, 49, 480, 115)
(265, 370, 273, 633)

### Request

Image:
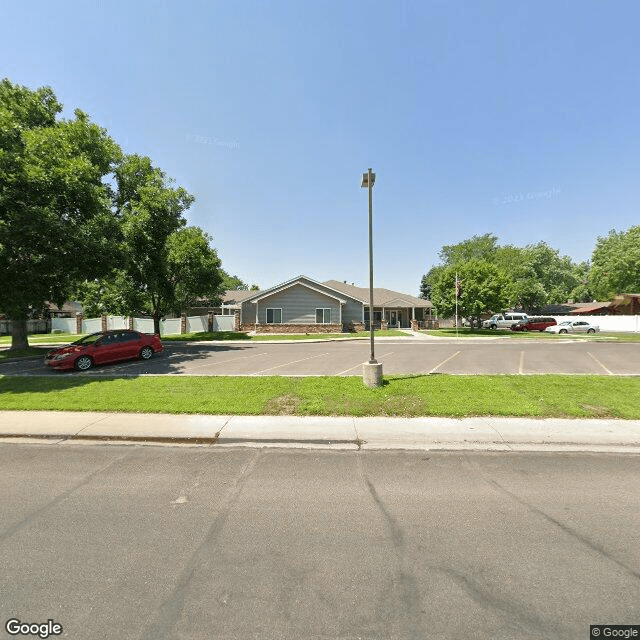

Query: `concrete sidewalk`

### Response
(1, 411, 640, 452)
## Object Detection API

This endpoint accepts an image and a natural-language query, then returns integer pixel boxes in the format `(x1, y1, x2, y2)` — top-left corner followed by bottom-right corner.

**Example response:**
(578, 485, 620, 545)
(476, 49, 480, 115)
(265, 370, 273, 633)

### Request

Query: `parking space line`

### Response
(519, 351, 525, 375)
(587, 351, 613, 375)
(180, 352, 270, 372)
(428, 350, 461, 374)
(252, 352, 331, 374)
(337, 352, 394, 376)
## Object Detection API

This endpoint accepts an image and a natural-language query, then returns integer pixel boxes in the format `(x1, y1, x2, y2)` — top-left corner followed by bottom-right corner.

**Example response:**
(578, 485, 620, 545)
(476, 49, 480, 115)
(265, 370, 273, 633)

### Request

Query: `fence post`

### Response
(234, 311, 240, 332)
(181, 313, 187, 334)
(128, 316, 134, 330)
(208, 312, 214, 333)
(101, 314, 107, 332)
(76, 314, 83, 334)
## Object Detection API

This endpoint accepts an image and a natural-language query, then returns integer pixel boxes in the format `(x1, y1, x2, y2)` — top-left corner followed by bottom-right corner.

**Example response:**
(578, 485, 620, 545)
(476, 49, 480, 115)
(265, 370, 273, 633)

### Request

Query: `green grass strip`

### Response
(1, 374, 639, 419)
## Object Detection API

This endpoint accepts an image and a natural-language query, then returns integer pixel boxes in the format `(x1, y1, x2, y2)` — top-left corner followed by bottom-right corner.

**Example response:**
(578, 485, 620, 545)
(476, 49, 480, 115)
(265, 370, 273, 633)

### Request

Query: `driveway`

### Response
(2, 337, 640, 376)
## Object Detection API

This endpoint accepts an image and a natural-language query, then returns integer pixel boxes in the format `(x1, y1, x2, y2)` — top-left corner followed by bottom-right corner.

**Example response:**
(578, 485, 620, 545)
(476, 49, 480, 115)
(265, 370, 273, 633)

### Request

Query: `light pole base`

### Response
(362, 362, 383, 388)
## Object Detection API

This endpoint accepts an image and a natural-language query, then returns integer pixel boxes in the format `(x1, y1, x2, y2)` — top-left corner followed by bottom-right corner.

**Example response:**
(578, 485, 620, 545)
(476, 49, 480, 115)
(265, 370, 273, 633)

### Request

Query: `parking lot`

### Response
(2, 337, 640, 377)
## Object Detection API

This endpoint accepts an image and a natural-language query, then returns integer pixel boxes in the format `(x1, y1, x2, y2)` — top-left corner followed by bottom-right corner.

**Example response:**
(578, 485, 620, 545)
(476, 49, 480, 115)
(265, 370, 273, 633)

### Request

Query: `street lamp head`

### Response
(360, 170, 375, 188)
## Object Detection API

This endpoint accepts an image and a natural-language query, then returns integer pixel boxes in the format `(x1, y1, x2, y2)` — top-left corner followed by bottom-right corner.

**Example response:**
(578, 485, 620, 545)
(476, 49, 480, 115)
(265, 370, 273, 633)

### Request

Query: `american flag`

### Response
(455, 276, 462, 298)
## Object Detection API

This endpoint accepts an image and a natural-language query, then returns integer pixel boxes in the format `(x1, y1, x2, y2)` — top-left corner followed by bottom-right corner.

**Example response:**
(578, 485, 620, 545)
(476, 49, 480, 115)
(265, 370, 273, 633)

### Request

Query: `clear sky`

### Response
(2, 1, 639, 295)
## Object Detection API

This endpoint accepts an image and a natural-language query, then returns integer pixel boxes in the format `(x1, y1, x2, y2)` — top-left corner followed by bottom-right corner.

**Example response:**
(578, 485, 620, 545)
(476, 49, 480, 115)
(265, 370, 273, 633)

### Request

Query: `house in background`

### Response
(217, 275, 432, 333)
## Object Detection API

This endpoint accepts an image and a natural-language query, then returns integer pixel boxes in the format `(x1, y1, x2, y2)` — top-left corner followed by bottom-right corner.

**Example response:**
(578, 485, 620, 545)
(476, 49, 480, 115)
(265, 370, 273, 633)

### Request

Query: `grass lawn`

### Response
(0, 347, 48, 361)
(0, 333, 86, 346)
(1, 374, 639, 418)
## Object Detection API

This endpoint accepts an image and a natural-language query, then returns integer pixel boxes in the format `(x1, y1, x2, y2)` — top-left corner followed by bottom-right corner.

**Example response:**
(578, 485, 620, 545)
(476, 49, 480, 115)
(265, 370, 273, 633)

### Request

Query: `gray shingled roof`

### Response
(323, 280, 431, 308)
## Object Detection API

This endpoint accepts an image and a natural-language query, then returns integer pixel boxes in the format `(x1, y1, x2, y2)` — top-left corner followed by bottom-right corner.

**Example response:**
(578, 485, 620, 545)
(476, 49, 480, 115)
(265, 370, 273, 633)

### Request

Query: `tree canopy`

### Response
(589, 226, 640, 300)
(0, 79, 122, 348)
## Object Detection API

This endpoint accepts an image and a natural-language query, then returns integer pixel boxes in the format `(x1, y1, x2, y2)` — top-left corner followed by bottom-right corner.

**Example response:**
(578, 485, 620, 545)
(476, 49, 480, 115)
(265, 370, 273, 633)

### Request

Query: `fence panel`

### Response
(52, 318, 76, 334)
(107, 315, 128, 330)
(212, 315, 235, 331)
(160, 318, 182, 335)
(551, 315, 640, 332)
(187, 316, 208, 333)
(133, 318, 155, 333)
(82, 317, 102, 334)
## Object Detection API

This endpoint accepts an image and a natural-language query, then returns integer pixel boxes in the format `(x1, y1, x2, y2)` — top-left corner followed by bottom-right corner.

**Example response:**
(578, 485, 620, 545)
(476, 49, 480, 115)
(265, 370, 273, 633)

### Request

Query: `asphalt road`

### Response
(2, 338, 640, 376)
(1, 444, 638, 640)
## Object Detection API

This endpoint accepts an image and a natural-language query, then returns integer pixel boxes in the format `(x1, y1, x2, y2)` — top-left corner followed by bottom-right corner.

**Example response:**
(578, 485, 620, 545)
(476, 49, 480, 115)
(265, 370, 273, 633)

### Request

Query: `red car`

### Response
(511, 317, 557, 332)
(45, 330, 163, 371)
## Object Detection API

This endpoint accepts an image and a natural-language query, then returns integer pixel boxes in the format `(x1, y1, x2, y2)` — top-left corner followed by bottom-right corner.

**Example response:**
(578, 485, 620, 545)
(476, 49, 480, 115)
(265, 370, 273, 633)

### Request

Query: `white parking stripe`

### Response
(337, 352, 395, 376)
(178, 352, 271, 371)
(587, 351, 613, 375)
(252, 352, 331, 374)
(428, 350, 461, 374)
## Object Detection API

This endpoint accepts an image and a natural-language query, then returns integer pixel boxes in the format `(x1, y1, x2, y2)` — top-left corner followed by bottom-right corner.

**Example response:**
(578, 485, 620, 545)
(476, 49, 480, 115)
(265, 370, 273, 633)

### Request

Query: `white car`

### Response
(482, 313, 528, 329)
(545, 320, 599, 334)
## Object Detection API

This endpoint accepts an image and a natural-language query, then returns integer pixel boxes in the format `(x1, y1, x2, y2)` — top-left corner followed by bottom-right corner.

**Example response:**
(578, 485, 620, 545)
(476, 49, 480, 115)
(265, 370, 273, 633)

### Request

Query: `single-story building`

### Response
(219, 275, 433, 333)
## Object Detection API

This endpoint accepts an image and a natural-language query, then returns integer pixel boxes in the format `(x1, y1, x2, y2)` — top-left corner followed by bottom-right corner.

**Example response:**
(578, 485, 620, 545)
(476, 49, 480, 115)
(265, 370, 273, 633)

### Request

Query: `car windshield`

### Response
(558, 321, 571, 326)
(71, 333, 103, 345)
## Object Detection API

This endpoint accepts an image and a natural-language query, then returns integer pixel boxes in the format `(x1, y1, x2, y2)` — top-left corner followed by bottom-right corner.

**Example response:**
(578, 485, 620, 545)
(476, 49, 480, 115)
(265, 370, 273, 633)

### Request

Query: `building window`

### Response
(364, 308, 382, 323)
(315, 308, 331, 324)
(222, 307, 236, 315)
(266, 308, 282, 324)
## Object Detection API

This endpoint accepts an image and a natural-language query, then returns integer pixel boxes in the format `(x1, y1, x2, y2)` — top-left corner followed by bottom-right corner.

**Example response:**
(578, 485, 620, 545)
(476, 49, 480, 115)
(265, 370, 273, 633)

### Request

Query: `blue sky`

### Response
(2, 1, 639, 295)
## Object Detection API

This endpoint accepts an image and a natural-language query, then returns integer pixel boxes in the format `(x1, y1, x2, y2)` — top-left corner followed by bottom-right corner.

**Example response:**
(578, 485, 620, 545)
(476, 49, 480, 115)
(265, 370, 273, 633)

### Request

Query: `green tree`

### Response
(166, 226, 223, 312)
(430, 261, 510, 327)
(113, 154, 195, 334)
(589, 226, 640, 300)
(0, 79, 121, 349)
(438, 233, 499, 266)
(220, 271, 248, 291)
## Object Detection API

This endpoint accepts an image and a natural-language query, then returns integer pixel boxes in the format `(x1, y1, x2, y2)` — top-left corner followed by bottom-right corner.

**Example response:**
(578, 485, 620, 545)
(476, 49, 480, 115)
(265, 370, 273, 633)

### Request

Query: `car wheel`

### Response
(587, 328, 595, 334)
(75, 355, 93, 371)
(559, 329, 568, 334)
(140, 346, 154, 360)
(491, 324, 497, 330)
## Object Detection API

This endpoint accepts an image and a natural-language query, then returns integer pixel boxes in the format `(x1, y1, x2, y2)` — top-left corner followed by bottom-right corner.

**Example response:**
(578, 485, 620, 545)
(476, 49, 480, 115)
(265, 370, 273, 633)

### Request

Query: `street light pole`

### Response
(361, 168, 382, 387)
(366, 168, 376, 364)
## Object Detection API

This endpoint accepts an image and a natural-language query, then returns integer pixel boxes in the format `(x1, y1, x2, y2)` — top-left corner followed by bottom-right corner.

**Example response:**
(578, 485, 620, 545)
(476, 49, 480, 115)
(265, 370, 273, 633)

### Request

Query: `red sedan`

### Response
(45, 330, 163, 371)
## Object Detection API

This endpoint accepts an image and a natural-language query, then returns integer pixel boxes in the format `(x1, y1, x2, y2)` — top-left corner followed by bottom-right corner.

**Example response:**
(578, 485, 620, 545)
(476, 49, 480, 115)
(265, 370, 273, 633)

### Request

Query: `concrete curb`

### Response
(1, 411, 640, 453)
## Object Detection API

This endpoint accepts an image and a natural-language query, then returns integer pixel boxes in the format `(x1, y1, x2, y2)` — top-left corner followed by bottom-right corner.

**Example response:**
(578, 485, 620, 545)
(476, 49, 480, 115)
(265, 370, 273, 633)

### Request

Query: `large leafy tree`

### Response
(589, 226, 640, 300)
(422, 235, 585, 315)
(75, 157, 224, 333)
(430, 260, 510, 327)
(0, 79, 121, 349)
(113, 154, 194, 334)
(166, 226, 223, 312)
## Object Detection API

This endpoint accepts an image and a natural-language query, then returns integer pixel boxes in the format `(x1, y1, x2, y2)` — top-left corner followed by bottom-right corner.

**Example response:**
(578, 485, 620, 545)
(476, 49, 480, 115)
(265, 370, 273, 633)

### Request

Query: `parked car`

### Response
(482, 313, 528, 329)
(45, 330, 163, 371)
(511, 317, 557, 332)
(545, 320, 599, 335)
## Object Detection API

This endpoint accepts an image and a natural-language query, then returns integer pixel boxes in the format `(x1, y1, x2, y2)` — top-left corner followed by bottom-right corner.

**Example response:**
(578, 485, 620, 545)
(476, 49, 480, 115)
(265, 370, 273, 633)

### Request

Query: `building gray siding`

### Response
(341, 298, 365, 324)
(254, 284, 342, 324)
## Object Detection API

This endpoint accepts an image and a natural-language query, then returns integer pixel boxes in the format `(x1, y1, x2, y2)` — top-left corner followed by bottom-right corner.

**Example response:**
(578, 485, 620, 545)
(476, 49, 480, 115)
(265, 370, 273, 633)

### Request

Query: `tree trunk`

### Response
(153, 310, 161, 336)
(10, 315, 29, 350)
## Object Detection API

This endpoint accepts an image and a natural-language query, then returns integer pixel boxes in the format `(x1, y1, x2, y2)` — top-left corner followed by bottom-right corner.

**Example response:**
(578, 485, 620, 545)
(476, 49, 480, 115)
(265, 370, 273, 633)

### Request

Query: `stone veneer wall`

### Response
(239, 323, 344, 334)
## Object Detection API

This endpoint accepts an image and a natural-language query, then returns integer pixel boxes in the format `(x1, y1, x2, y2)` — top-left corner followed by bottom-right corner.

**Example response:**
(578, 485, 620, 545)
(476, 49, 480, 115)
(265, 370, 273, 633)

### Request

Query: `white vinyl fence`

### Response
(82, 317, 102, 334)
(160, 318, 182, 335)
(552, 315, 640, 332)
(51, 317, 76, 333)
(133, 318, 155, 333)
(187, 315, 208, 333)
(212, 315, 235, 331)
(107, 315, 128, 330)
(48, 313, 237, 336)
